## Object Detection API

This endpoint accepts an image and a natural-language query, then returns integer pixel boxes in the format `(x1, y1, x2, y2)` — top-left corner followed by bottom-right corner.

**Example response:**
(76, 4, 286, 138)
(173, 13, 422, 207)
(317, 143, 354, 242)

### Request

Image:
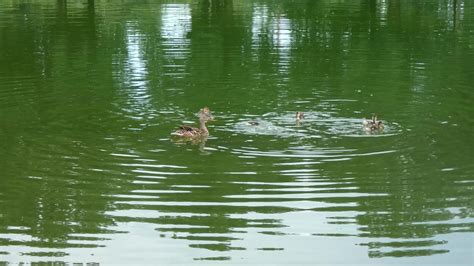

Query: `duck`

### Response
(171, 107, 214, 138)
(363, 114, 384, 131)
(248, 112, 304, 126)
(296, 111, 304, 121)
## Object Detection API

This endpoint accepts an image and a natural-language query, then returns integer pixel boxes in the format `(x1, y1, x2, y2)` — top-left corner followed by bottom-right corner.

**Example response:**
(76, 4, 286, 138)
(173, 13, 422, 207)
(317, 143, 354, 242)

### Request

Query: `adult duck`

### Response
(171, 107, 214, 138)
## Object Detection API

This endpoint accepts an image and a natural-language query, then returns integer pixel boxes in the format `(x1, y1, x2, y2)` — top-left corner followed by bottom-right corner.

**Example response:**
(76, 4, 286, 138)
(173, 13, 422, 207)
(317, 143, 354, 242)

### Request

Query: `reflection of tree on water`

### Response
(316, 130, 473, 258)
(0, 1, 120, 252)
(186, 0, 252, 110)
(112, 187, 289, 254)
(200, 0, 233, 9)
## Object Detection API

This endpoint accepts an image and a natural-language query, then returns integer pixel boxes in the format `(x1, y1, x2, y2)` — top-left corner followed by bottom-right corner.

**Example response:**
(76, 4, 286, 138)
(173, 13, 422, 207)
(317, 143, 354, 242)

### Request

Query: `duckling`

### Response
(363, 114, 384, 131)
(296, 112, 304, 121)
(295, 111, 304, 126)
(171, 107, 214, 138)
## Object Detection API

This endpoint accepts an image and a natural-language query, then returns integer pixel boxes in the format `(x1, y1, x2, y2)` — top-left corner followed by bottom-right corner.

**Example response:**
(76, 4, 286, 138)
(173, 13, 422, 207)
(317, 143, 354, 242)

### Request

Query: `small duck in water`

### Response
(171, 107, 214, 138)
(296, 112, 304, 121)
(295, 111, 304, 126)
(363, 114, 384, 131)
(248, 112, 304, 126)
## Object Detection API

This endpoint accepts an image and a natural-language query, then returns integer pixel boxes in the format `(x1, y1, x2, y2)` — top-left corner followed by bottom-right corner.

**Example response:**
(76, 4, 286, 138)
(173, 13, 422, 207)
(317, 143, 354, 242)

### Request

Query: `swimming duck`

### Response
(248, 112, 304, 126)
(171, 107, 214, 138)
(363, 114, 384, 131)
(296, 112, 304, 121)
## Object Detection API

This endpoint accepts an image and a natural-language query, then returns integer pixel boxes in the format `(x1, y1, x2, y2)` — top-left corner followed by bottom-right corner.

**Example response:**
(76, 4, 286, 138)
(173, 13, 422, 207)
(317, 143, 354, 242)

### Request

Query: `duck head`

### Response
(296, 112, 304, 121)
(198, 107, 214, 123)
(376, 120, 384, 129)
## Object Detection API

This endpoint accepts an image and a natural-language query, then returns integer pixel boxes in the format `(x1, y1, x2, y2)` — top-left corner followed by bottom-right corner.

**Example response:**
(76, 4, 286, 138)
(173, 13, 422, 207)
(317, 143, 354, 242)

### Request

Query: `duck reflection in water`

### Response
(172, 137, 209, 152)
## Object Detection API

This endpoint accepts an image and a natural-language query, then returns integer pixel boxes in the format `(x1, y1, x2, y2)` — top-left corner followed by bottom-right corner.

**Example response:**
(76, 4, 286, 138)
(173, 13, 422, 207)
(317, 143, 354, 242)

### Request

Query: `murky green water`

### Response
(0, 0, 473, 264)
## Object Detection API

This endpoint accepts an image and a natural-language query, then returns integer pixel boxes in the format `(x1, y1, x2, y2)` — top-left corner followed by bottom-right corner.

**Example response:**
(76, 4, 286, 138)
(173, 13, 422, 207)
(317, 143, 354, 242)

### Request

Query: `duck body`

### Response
(172, 125, 209, 138)
(171, 107, 213, 139)
(363, 114, 384, 131)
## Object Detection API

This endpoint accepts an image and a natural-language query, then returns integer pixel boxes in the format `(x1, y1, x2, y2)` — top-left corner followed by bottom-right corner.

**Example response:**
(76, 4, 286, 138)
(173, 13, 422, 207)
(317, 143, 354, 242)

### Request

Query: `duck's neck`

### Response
(199, 119, 209, 135)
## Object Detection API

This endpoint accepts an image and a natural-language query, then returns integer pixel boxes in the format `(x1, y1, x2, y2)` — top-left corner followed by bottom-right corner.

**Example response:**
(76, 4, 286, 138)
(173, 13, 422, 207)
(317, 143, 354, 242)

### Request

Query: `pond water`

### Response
(0, 0, 473, 264)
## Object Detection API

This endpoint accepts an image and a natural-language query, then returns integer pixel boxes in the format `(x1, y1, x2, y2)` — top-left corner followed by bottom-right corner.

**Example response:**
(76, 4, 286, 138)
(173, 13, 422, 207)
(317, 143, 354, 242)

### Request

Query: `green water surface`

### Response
(0, 0, 473, 264)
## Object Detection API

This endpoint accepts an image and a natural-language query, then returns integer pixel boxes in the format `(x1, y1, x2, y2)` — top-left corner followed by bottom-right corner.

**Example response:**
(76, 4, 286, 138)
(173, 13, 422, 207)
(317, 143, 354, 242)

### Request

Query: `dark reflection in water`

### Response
(0, 0, 473, 264)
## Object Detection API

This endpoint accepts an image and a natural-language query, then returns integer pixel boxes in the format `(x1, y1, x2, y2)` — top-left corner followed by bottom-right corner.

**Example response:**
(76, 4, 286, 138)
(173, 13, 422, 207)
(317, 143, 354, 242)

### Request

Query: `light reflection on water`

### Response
(0, 0, 473, 264)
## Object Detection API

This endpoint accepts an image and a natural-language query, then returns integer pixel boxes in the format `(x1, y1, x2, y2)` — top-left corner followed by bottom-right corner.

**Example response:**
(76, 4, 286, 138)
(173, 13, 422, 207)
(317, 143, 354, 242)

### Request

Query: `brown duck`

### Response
(171, 107, 214, 138)
(363, 114, 384, 131)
